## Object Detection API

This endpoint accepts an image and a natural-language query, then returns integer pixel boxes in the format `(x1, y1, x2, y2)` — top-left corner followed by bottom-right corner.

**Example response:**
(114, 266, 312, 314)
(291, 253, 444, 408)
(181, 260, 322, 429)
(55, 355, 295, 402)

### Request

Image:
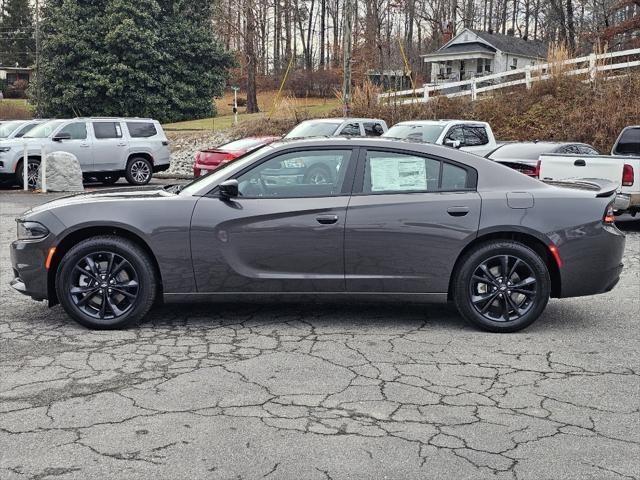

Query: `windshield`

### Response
(383, 124, 445, 143)
(180, 145, 271, 196)
(0, 120, 26, 138)
(489, 144, 558, 160)
(24, 120, 65, 138)
(285, 121, 341, 138)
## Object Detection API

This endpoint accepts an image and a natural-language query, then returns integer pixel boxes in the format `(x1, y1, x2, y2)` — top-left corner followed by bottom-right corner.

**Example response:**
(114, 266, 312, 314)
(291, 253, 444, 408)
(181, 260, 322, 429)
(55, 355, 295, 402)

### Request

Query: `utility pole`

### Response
(35, 0, 41, 116)
(341, 0, 353, 117)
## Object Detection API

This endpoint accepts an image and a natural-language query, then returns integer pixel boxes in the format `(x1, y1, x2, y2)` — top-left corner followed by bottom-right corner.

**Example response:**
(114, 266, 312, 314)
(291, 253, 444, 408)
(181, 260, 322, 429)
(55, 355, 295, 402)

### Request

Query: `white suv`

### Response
(0, 117, 170, 188)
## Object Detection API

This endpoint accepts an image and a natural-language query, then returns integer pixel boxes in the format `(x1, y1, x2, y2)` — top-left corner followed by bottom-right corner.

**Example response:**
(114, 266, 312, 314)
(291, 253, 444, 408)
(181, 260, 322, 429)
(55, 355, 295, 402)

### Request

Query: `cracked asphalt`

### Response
(1, 189, 639, 480)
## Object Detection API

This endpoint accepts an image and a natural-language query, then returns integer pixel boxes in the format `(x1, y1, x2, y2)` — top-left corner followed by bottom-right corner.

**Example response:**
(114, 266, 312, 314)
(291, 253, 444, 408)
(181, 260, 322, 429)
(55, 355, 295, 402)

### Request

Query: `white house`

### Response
(421, 28, 548, 83)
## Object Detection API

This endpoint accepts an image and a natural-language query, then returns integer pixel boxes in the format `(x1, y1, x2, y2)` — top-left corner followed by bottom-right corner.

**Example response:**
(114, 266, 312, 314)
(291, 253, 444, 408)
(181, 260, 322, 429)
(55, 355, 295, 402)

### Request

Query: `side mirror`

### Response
(444, 139, 462, 149)
(52, 132, 71, 142)
(219, 179, 239, 198)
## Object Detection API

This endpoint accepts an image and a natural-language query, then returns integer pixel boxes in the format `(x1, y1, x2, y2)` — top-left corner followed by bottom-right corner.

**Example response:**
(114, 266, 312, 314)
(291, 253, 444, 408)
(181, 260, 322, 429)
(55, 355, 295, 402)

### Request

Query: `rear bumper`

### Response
(557, 223, 626, 298)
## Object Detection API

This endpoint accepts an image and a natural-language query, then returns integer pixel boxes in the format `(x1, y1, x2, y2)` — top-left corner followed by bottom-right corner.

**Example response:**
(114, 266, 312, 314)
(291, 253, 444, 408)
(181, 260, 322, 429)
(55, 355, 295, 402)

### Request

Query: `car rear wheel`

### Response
(15, 158, 40, 189)
(453, 241, 551, 332)
(125, 157, 152, 185)
(55, 236, 157, 329)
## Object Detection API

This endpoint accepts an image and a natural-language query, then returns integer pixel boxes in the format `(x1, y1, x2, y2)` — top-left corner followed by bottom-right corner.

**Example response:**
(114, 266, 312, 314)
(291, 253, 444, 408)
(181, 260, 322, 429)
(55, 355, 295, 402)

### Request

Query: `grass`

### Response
(163, 92, 340, 131)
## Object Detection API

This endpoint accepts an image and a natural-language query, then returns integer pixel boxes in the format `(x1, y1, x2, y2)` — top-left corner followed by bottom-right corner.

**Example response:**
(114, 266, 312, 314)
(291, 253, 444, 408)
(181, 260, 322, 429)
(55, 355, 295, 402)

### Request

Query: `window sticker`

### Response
(370, 157, 427, 192)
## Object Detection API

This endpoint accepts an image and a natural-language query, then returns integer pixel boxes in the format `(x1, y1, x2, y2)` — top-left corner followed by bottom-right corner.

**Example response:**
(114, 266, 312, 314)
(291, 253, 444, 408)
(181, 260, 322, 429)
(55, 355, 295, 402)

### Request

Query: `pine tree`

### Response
(36, 0, 234, 122)
(0, 0, 35, 67)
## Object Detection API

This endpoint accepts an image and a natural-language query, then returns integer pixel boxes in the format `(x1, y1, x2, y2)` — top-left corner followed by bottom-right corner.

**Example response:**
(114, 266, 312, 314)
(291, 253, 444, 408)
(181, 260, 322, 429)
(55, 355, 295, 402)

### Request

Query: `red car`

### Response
(193, 136, 280, 176)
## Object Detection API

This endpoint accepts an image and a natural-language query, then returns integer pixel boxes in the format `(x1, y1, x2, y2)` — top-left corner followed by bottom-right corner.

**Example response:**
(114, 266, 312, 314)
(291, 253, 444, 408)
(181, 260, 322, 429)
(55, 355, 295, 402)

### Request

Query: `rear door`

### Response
(91, 121, 129, 171)
(190, 147, 357, 293)
(344, 148, 481, 294)
(538, 154, 624, 185)
(53, 121, 93, 171)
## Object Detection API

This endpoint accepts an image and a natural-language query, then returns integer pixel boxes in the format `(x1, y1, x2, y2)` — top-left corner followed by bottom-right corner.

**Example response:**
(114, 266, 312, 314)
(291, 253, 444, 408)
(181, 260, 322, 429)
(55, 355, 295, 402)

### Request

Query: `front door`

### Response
(91, 121, 129, 172)
(190, 148, 357, 293)
(345, 148, 481, 293)
(53, 121, 93, 171)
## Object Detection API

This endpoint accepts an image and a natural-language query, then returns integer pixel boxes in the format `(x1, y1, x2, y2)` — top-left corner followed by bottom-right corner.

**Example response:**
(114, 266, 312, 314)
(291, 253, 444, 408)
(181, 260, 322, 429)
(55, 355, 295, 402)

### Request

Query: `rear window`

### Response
(93, 122, 123, 139)
(220, 138, 269, 152)
(285, 121, 341, 138)
(489, 143, 559, 160)
(613, 128, 640, 155)
(127, 122, 157, 138)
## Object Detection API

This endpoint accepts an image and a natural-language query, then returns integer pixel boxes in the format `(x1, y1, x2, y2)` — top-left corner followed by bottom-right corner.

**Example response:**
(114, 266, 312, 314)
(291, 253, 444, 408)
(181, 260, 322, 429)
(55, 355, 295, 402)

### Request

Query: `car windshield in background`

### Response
(220, 138, 270, 151)
(384, 124, 445, 143)
(179, 145, 271, 196)
(0, 120, 25, 138)
(614, 128, 640, 155)
(23, 120, 65, 138)
(489, 144, 558, 160)
(285, 122, 341, 138)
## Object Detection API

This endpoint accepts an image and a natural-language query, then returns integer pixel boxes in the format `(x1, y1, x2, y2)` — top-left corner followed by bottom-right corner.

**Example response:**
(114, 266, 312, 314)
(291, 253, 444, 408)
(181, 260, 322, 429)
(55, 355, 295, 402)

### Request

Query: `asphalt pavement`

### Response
(1, 185, 638, 480)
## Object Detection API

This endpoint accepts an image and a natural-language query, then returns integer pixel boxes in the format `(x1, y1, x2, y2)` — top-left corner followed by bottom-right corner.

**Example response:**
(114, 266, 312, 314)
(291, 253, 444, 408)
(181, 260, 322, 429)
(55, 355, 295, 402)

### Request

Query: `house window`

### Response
(441, 61, 453, 76)
(511, 58, 518, 70)
(476, 59, 491, 74)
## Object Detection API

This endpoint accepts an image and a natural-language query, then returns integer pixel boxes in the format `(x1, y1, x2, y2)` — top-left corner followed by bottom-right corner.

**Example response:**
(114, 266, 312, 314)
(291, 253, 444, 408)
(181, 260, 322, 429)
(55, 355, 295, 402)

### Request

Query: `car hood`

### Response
(22, 187, 176, 217)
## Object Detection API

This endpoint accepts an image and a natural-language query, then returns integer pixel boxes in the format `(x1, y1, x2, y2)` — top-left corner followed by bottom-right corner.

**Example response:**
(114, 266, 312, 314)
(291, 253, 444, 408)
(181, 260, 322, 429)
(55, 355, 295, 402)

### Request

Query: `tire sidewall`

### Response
(16, 158, 40, 188)
(125, 157, 152, 185)
(454, 241, 551, 333)
(55, 237, 156, 329)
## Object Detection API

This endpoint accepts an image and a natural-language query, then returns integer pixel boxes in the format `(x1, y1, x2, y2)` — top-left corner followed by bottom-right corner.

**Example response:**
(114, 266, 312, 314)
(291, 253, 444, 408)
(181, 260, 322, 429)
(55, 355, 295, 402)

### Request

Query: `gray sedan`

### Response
(10, 138, 625, 332)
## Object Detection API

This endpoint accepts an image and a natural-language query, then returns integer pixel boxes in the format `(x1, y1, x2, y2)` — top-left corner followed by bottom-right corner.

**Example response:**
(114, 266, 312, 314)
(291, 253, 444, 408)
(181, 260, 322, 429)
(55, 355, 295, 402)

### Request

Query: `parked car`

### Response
(285, 118, 388, 138)
(383, 120, 498, 156)
(0, 119, 48, 140)
(193, 136, 279, 177)
(10, 138, 625, 333)
(538, 129, 640, 215)
(0, 117, 170, 188)
(485, 142, 600, 177)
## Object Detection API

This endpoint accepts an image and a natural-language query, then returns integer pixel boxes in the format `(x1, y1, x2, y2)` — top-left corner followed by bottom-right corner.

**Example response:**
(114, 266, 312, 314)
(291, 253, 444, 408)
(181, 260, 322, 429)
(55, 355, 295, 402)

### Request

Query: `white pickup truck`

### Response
(539, 126, 640, 215)
(383, 120, 498, 156)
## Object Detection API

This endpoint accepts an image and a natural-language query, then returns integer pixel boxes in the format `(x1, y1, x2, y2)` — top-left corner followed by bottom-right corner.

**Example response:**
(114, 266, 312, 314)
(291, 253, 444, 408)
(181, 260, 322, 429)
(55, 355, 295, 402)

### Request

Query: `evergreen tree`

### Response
(35, 0, 234, 122)
(0, 0, 35, 67)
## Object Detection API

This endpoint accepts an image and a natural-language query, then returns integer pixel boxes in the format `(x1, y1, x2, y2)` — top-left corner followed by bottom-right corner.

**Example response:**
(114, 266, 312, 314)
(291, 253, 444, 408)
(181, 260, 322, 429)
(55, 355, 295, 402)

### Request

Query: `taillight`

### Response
(622, 164, 634, 186)
(534, 160, 541, 178)
(221, 153, 239, 164)
(603, 204, 616, 224)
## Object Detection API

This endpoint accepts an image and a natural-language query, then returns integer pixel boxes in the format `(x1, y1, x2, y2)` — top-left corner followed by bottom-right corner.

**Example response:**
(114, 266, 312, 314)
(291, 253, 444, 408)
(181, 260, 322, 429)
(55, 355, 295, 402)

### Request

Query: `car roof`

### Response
(392, 119, 489, 127)
(300, 117, 386, 124)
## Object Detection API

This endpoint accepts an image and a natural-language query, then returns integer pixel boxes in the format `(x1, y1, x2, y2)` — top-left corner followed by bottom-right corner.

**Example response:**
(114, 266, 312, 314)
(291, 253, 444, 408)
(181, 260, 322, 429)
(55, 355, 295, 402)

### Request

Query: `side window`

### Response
(364, 151, 441, 193)
(93, 122, 123, 139)
(15, 123, 36, 138)
(338, 123, 361, 137)
(236, 149, 351, 198)
(441, 163, 469, 190)
(445, 126, 465, 145)
(364, 122, 384, 137)
(127, 122, 157, 138)
(58, 122, 87, 140)
(464, 126, 489, 146)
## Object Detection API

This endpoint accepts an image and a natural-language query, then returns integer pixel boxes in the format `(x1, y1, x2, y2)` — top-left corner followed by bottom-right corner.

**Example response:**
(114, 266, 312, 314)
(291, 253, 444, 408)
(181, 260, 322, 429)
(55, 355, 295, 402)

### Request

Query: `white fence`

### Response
(378, 47, 640, 105)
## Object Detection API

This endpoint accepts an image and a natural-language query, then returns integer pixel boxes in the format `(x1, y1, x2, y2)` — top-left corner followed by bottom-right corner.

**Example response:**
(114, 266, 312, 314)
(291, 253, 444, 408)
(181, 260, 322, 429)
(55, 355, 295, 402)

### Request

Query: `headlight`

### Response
(0, 147, 10, 153)
(17, 221, 49, 240)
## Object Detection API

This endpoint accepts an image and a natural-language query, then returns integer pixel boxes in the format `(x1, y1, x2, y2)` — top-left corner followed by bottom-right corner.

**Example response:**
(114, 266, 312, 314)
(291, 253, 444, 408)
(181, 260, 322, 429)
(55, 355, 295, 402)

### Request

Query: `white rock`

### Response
(36, 151, 84, 192)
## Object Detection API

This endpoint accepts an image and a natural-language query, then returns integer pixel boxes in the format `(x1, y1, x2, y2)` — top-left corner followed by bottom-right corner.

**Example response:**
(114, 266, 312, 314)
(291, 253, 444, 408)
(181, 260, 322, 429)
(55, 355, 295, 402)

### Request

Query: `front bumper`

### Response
(153, 163, 170, 173)
(10, 237, 52, 301)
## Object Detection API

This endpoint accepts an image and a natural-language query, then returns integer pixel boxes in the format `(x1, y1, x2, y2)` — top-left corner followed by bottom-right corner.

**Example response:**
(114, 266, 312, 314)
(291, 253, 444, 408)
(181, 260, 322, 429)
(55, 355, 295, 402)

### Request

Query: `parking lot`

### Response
(1, 187, 639, 480)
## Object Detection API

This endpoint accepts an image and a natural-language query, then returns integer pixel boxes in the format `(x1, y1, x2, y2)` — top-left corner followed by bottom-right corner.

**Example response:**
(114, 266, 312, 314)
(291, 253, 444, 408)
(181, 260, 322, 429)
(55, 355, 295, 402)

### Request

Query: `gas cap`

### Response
(507, 192, 534, 209)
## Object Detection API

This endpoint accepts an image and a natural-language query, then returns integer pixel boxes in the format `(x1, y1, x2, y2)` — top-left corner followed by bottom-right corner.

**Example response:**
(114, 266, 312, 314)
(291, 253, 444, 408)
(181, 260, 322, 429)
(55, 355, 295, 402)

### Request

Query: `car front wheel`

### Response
(15, 158, 40, 189)
(453, 240, 551, 332)
(125, 157, 152, 185)
(55, 236, 157, 329)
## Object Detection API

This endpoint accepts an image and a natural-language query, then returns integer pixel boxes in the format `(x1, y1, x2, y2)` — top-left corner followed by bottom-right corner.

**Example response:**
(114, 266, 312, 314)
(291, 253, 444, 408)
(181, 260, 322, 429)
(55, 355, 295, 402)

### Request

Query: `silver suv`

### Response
(0, 117, 170, 188)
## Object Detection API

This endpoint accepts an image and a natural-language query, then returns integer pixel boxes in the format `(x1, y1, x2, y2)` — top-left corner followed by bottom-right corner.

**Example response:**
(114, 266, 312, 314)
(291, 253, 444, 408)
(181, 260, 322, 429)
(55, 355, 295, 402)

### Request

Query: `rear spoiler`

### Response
(543, 178, 630, 211)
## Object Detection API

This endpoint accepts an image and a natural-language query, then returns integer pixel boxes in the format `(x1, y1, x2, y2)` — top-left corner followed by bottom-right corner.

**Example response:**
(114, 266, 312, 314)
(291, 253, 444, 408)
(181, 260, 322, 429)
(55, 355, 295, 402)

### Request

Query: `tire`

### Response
(55, 236, 157, 329)
(124, 157, 152, 185)
(97, 174, 120, 185)
(452, 240, 551, 333)
(15, 158, 40, 189)
(303, 164, 333, 185)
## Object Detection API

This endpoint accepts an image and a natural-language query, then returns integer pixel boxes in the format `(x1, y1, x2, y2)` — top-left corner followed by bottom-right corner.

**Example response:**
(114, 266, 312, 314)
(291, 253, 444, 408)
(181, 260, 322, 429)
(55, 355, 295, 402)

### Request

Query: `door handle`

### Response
(574, 159, 586, 166)
(117, 143, 127, 147)
(316, 214, 339, 225)
(447, 206, 470, 217)
(80, 143, 90, 148)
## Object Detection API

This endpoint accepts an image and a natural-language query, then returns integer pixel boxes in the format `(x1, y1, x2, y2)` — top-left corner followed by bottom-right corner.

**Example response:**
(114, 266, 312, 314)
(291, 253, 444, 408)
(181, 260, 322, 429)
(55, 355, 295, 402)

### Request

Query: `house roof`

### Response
(472, 30, 547, 58)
